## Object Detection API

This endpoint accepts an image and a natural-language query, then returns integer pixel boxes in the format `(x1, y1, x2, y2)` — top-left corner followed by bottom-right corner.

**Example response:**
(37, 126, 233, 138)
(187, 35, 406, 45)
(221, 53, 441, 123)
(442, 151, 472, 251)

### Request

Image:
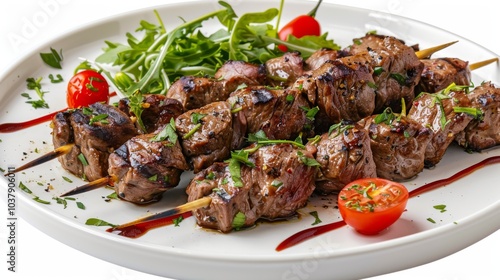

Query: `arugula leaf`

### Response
(150, 118, 178, 145)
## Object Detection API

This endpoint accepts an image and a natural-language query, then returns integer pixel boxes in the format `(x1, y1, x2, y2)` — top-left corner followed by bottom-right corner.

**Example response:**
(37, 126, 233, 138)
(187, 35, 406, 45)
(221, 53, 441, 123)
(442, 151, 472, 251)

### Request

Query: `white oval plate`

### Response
(1, 1, 499, 279)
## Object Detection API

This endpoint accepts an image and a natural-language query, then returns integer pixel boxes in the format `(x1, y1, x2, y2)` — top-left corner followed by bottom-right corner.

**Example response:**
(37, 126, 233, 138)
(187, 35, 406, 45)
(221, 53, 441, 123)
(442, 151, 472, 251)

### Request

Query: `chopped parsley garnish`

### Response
(77, 153, 89, 166)
(150, 118, 178, 145)
(40, 47, 63, 69)
(22, 77, 49, 109)
(173, 216, 184, 227)
(85, 218, 117, 227)
(309, 211, 322, 225)
(433, 204, 447, 213)
(48, 74, 64, 83)
(232, 212, 246, 230)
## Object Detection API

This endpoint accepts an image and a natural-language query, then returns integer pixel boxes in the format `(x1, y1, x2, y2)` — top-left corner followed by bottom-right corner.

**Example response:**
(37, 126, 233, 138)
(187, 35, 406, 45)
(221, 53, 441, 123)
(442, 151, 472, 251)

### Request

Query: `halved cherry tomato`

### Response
(338, 178, 409, 235)
(67, 70, 109, 109)
(277, 0, 323, 52)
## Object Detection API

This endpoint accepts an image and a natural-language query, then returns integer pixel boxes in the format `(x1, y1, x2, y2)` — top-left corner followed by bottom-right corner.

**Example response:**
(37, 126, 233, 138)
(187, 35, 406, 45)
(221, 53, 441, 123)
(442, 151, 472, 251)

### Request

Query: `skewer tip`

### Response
(415, 41, 459, 59)
(469, 57, 499, 71)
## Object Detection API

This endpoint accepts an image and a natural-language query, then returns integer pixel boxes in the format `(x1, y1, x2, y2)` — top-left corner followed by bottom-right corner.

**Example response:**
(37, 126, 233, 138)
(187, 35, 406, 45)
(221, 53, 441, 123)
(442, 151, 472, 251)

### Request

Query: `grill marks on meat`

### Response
(408, 89, 473, 167)
(417, 58, 471, 94)
(166, 60, 267, 110)
(52, 103, 137, 181)
(175, 101, 235, 173)
(294, 53, 376, 132)
(228, 86, 314, 140)
(186, 144, 317, 233)
(309, 121, 377, 193)
(108, 133, 189, 204)
(347, 34, 424, 113)
(455, 82, 500, 151)
(358, 115, 433, 181)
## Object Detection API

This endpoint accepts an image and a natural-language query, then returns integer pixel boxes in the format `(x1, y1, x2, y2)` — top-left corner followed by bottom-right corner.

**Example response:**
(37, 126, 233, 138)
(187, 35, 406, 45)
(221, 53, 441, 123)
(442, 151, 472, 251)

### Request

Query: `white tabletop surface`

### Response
(0, 0, 498, 279)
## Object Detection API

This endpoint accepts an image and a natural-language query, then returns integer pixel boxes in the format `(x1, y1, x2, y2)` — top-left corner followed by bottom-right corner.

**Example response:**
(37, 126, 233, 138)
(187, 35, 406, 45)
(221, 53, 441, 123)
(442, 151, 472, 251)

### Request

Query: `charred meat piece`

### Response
(175, 101, 235, 173)
(52, 102, 137, 181)
(166, 60, 267, 110)
(347, 34, 424, 113)
(309, 121, 377, 193)
(265, 51, 305, 87)
(186, 144, 317, 233)
(416, 58, 471, 94)
(108, 130, 189, 204)
(304, 48, 349, 71)
(228, 86, 314, 141)
(408, 87, 474, 167)
(118, 94, 184, 133)
(455, 81, 500, 151)
(358, 113, 433, 181)
(294, 52, 376, 132)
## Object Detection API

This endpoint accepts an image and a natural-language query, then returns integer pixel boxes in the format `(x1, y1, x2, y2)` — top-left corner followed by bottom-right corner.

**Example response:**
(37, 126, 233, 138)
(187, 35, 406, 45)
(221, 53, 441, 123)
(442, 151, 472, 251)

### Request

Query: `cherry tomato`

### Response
(67, 70, 110, 108)
(338, 178, 409, 235)
(277, 0, 322, 52)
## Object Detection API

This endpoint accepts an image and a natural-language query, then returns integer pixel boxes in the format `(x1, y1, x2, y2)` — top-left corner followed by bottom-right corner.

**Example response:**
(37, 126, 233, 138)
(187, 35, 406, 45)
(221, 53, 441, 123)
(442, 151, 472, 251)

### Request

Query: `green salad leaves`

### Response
(94, 0, 339, 97)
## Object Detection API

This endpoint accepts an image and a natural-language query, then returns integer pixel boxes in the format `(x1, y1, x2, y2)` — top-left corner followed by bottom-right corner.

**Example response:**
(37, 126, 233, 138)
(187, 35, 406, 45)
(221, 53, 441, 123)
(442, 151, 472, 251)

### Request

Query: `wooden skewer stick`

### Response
(111, 196, 212, 231)
(469, 57, 499, 71)
(59, 175, 116, 197)
(415, 41, 458, 59)
(3, 143, 74, 176)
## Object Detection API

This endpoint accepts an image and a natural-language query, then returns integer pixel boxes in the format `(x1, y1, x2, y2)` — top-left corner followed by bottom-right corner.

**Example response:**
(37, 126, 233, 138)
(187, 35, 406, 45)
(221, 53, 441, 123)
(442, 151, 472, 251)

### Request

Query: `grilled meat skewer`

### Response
(307, 120, 377, 193)
(408, 84, 475, 167)
(52, 102, 138, 182)
(455, 81, 500, 151)
(358, 111, 433, 181)
(186, 143, 317, 233)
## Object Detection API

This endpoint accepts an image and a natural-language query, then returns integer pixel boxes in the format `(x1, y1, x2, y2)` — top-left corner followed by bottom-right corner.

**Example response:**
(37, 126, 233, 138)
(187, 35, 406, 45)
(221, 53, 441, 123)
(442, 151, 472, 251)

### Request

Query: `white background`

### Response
(0, 0, 498, 279)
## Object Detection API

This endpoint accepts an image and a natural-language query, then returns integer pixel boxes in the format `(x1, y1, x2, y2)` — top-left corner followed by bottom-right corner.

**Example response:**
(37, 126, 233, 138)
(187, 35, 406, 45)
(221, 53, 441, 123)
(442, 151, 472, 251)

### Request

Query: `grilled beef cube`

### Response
(52, 112, 85, 178)
(108, 131, 189, 204)
(52, 103, 137, 181)
(304, 48, 348, 71)
(265, 51, 305, 87)
(347, 34, 424, 113)
(294, 53, 376, 132)
(416, 58, 471, 94)
(118, 94, 184, 133)
(408, 88, 473, 167)
(175, 101, 235, 173)
(166, 60, 266, 110)
(358, 114, 433, 181)
(227, 86, 314, 141)
(309, 121, 377, 193)
(455, 82, 500, 151)
(186, 144, 317, 233)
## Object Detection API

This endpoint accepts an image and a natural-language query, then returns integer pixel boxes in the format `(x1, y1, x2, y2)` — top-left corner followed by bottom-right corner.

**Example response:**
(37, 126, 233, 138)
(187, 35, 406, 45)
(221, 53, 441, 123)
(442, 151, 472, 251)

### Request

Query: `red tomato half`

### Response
(278, 15, 321, 52)
(338, 178, 409, 235)
(67, 70, 110, 109)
